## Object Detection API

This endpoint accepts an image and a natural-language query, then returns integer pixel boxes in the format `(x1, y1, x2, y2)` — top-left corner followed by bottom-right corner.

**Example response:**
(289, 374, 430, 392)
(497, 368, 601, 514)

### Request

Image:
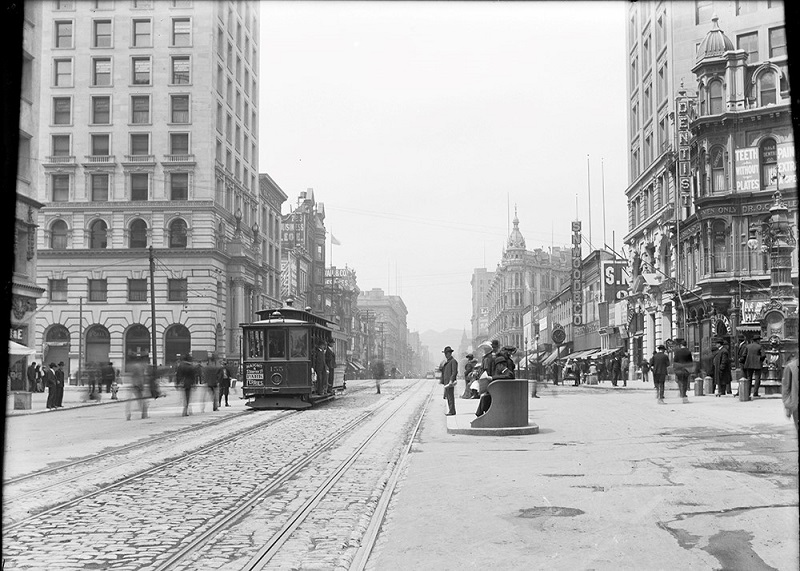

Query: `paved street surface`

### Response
(371, 380, 799, 570)
(3, 379, 798, 570)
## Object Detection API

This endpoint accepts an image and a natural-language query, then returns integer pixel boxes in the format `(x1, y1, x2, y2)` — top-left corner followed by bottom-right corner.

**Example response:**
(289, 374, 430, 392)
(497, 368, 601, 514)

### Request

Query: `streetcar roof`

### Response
(248, 318, 309, 325)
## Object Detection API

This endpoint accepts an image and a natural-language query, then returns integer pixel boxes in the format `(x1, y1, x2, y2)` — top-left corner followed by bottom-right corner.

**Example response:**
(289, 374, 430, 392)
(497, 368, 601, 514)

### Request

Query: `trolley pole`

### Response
(149, 246, 158, 369)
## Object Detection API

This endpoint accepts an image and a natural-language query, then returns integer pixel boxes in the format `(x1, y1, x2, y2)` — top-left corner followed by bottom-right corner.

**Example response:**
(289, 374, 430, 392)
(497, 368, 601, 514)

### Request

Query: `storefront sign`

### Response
(571, 221, 583, 326)
(741, 300, 767, 323)
(10, 327, 27, 344)
(602, 261, 630, 302)
(676, 97, 692, 202)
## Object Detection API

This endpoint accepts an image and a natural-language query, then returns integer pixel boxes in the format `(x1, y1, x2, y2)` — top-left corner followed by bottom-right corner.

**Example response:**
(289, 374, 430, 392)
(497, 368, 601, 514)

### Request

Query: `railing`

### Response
(84, 155, 115, 164)
(124, 154, 155, 163)
(45, 155, 75, 164)
(163, 154, 195, 163)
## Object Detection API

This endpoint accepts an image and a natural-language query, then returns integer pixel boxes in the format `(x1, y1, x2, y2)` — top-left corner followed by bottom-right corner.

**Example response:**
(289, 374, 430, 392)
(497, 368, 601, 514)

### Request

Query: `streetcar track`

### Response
(348, 385, 434, 570)
(152, 380, 426, 571)
(3, 409, 255, 499)
(244, 380, 431, 570)
(3, 410, 298, 530)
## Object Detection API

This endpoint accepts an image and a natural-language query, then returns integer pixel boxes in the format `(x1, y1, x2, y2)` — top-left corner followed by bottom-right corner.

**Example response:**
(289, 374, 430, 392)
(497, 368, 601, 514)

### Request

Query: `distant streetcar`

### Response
(240, 301, 346, 409)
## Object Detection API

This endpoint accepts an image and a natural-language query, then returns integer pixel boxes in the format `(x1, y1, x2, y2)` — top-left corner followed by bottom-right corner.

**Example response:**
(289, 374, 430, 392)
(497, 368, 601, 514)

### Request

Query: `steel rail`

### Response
(152, 381, 422, 571)
(348, 385, 435, 570)
(3, 410, 297, 530)
(3, 409, 254, 495)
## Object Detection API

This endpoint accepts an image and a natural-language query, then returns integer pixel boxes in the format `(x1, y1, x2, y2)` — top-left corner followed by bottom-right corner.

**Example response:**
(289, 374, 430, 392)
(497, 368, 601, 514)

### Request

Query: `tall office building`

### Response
(33, 0, 263, 375)
(10, 1, 45, 390)
(623, 1, 791, 368)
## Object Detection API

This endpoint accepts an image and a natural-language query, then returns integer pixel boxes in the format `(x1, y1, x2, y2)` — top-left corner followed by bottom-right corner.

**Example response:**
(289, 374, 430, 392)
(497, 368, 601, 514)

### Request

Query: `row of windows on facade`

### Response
(628, 0, 782, 47)
(54, 0, 259, 39)
(631, 82, 785, 183)
(49, 217, 189, 249)
(629, 137, 787, 229)
(48, 277, 191, 302)
(52, 17, 192, 51)
(47, 171, 190, 202)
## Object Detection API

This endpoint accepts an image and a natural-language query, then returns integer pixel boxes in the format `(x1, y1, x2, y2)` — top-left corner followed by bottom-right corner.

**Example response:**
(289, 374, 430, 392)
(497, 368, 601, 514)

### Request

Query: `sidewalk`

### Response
(371, 384, 798, 571)
(5, 383, 166, 416)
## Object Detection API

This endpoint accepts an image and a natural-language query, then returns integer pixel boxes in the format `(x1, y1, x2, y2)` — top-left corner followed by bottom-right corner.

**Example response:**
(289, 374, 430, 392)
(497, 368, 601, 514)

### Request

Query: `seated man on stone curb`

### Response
(475, 350, 515, 417)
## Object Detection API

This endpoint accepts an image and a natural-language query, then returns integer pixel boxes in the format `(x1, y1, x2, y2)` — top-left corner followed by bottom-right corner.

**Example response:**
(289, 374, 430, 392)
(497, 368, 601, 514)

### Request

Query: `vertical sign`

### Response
(571, 221, 582, 326)
(676, 96, 691, 206)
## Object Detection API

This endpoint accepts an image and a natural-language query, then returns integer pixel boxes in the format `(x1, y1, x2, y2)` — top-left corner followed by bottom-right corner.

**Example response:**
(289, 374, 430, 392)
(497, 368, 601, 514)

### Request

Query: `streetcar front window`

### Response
(267, 330, 286, 359)
(289, 329, 308, 359)
(246, 329, 264, 359)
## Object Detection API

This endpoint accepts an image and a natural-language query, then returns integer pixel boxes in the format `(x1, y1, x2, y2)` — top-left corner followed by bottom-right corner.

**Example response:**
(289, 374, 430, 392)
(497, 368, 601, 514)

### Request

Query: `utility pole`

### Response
(78, 296, 84, 384)
(149, 246, 158, 369)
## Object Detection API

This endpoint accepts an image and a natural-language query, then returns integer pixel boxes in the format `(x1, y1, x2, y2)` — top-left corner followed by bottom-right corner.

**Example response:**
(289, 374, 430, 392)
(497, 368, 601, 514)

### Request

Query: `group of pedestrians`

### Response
(175, 354, 235, 417)
(439, 339, 518, 418)
(24, 361, 65, 409)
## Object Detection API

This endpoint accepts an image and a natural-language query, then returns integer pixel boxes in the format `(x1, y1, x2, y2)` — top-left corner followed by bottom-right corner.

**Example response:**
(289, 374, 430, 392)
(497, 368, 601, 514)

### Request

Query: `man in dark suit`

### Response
(741, 336, 765, 398)
(711, 339, 732, 397)
(441, 346, 458, 416)
(325, 339, 336, 393)
(650, 345, 670, 403)
(54, 362, 66, 407)
(672, 339, 694, 403)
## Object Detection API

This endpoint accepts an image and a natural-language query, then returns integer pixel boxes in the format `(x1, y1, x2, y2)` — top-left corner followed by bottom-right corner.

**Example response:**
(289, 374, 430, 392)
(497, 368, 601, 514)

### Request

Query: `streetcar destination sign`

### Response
(245, 362, 265, 385)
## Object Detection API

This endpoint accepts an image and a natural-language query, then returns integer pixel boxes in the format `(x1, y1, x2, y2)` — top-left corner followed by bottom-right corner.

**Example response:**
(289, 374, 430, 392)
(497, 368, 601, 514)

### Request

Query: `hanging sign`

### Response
(571, 221, 583, 326)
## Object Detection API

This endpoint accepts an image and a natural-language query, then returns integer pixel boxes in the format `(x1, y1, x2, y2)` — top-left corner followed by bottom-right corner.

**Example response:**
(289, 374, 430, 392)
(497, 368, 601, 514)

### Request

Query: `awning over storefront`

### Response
(594, 347, 624, 358)
(521, 350, 548, 367)
(9, 340, 35, 356)
(737, 324, 762, 333)
(542, 346, 568, 366)
(347, 360, 365, 372)
(564, 348, 601, 361)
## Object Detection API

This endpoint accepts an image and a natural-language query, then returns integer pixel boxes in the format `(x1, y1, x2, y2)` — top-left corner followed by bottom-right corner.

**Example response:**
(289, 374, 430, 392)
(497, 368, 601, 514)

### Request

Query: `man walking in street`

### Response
(741, 336, 765, 398)
(101, 362, 115, 394)
(650, 345, 669, 404)
(781, 353, 798, 432)
(202, 359, 220, 411)
(325, 339, 337, 393)
(441, 346, 458, 416)
(372, 358, 385, 394)
(672, 339, 694, 403)
(217, 363, 232, 407)
(176, 354, 198, 416)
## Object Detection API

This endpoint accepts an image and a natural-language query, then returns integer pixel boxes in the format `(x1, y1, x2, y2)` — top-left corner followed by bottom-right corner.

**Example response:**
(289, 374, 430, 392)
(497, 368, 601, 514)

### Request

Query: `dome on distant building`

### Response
(507, 210, 526, 250)
(696, 15, 734, 63)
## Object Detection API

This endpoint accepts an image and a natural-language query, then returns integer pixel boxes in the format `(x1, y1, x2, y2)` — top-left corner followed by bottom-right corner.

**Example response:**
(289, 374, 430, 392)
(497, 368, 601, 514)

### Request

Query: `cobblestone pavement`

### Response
(2, 379, 431, 571)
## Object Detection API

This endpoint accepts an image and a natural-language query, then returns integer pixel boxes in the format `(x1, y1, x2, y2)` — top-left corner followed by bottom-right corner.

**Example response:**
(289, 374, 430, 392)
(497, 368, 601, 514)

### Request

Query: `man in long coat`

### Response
(672, 339, 694, 403)
(741, 336, 765, 398)
(711, 339, 732, 397)
(650, 345, 670, 403)
(44, 363, 57, 409)
(440, 346, 458, 416)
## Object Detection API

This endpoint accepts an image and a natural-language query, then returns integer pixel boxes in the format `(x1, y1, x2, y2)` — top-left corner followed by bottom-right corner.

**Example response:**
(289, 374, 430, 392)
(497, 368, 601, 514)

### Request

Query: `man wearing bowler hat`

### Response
(440, 346, 458, 415)
(741, 335, 765, 398)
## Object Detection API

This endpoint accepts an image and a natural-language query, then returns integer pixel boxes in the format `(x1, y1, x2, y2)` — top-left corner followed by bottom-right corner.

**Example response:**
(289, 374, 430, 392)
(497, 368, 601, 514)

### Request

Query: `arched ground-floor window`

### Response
(164, 324, 191, 366)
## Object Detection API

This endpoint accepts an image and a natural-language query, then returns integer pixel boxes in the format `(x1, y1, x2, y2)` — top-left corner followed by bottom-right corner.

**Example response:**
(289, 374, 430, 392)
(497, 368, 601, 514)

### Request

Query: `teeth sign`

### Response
(572, 221, 582, 326)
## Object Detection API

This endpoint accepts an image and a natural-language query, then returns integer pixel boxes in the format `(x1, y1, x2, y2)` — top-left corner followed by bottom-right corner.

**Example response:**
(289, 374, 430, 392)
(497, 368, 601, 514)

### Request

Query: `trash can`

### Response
(738, 378, 751, 401)
(704, 376, 714, 395)
(694, 377, 704, 396)
(13, 391, 32, 410)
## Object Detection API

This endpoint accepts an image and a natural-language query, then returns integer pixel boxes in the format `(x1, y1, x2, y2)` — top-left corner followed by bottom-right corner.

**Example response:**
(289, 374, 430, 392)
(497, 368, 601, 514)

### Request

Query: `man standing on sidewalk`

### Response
(441, 346, 458, 416)
(44, 363, 57, 410)
(176, 354, 198, 416)
(54, 362, 65, 408)
(781, 353, 798, 431)
(651, 345, 669, 404)
(672, 339, 694, 403)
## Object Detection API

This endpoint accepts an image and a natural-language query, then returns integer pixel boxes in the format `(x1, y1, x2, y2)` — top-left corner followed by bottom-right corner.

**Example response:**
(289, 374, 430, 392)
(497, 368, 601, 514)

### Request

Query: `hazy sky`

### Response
(259, 1, 628, 334)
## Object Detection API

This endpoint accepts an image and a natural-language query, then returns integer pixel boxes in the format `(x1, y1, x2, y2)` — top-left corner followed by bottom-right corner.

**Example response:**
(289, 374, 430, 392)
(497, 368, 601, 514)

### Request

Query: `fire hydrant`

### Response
(111, 380, 119, 400)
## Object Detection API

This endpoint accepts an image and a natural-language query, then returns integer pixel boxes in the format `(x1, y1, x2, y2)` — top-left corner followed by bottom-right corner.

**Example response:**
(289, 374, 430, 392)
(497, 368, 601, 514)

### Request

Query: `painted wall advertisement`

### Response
(571, 221, 582, 326)
(735, 142, 796, 192)
(601, 260, 630, 303)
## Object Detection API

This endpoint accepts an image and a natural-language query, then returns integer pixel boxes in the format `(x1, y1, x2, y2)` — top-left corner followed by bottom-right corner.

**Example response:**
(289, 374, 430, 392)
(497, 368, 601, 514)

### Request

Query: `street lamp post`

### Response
(746, 185, 798, 389)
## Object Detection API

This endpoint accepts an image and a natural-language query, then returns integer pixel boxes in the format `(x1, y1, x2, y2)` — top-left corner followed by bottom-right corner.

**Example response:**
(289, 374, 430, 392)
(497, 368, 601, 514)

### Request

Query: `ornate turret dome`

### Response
(696, 15, 734, 63)
(507, 209, 526, 250)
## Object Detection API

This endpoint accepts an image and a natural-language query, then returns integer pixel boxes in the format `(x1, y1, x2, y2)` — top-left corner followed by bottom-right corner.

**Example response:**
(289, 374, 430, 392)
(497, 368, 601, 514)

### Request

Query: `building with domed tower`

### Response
(484, 211, 569, 360)
(676, 14, 797, 376)
(623, 2, 792, 374)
